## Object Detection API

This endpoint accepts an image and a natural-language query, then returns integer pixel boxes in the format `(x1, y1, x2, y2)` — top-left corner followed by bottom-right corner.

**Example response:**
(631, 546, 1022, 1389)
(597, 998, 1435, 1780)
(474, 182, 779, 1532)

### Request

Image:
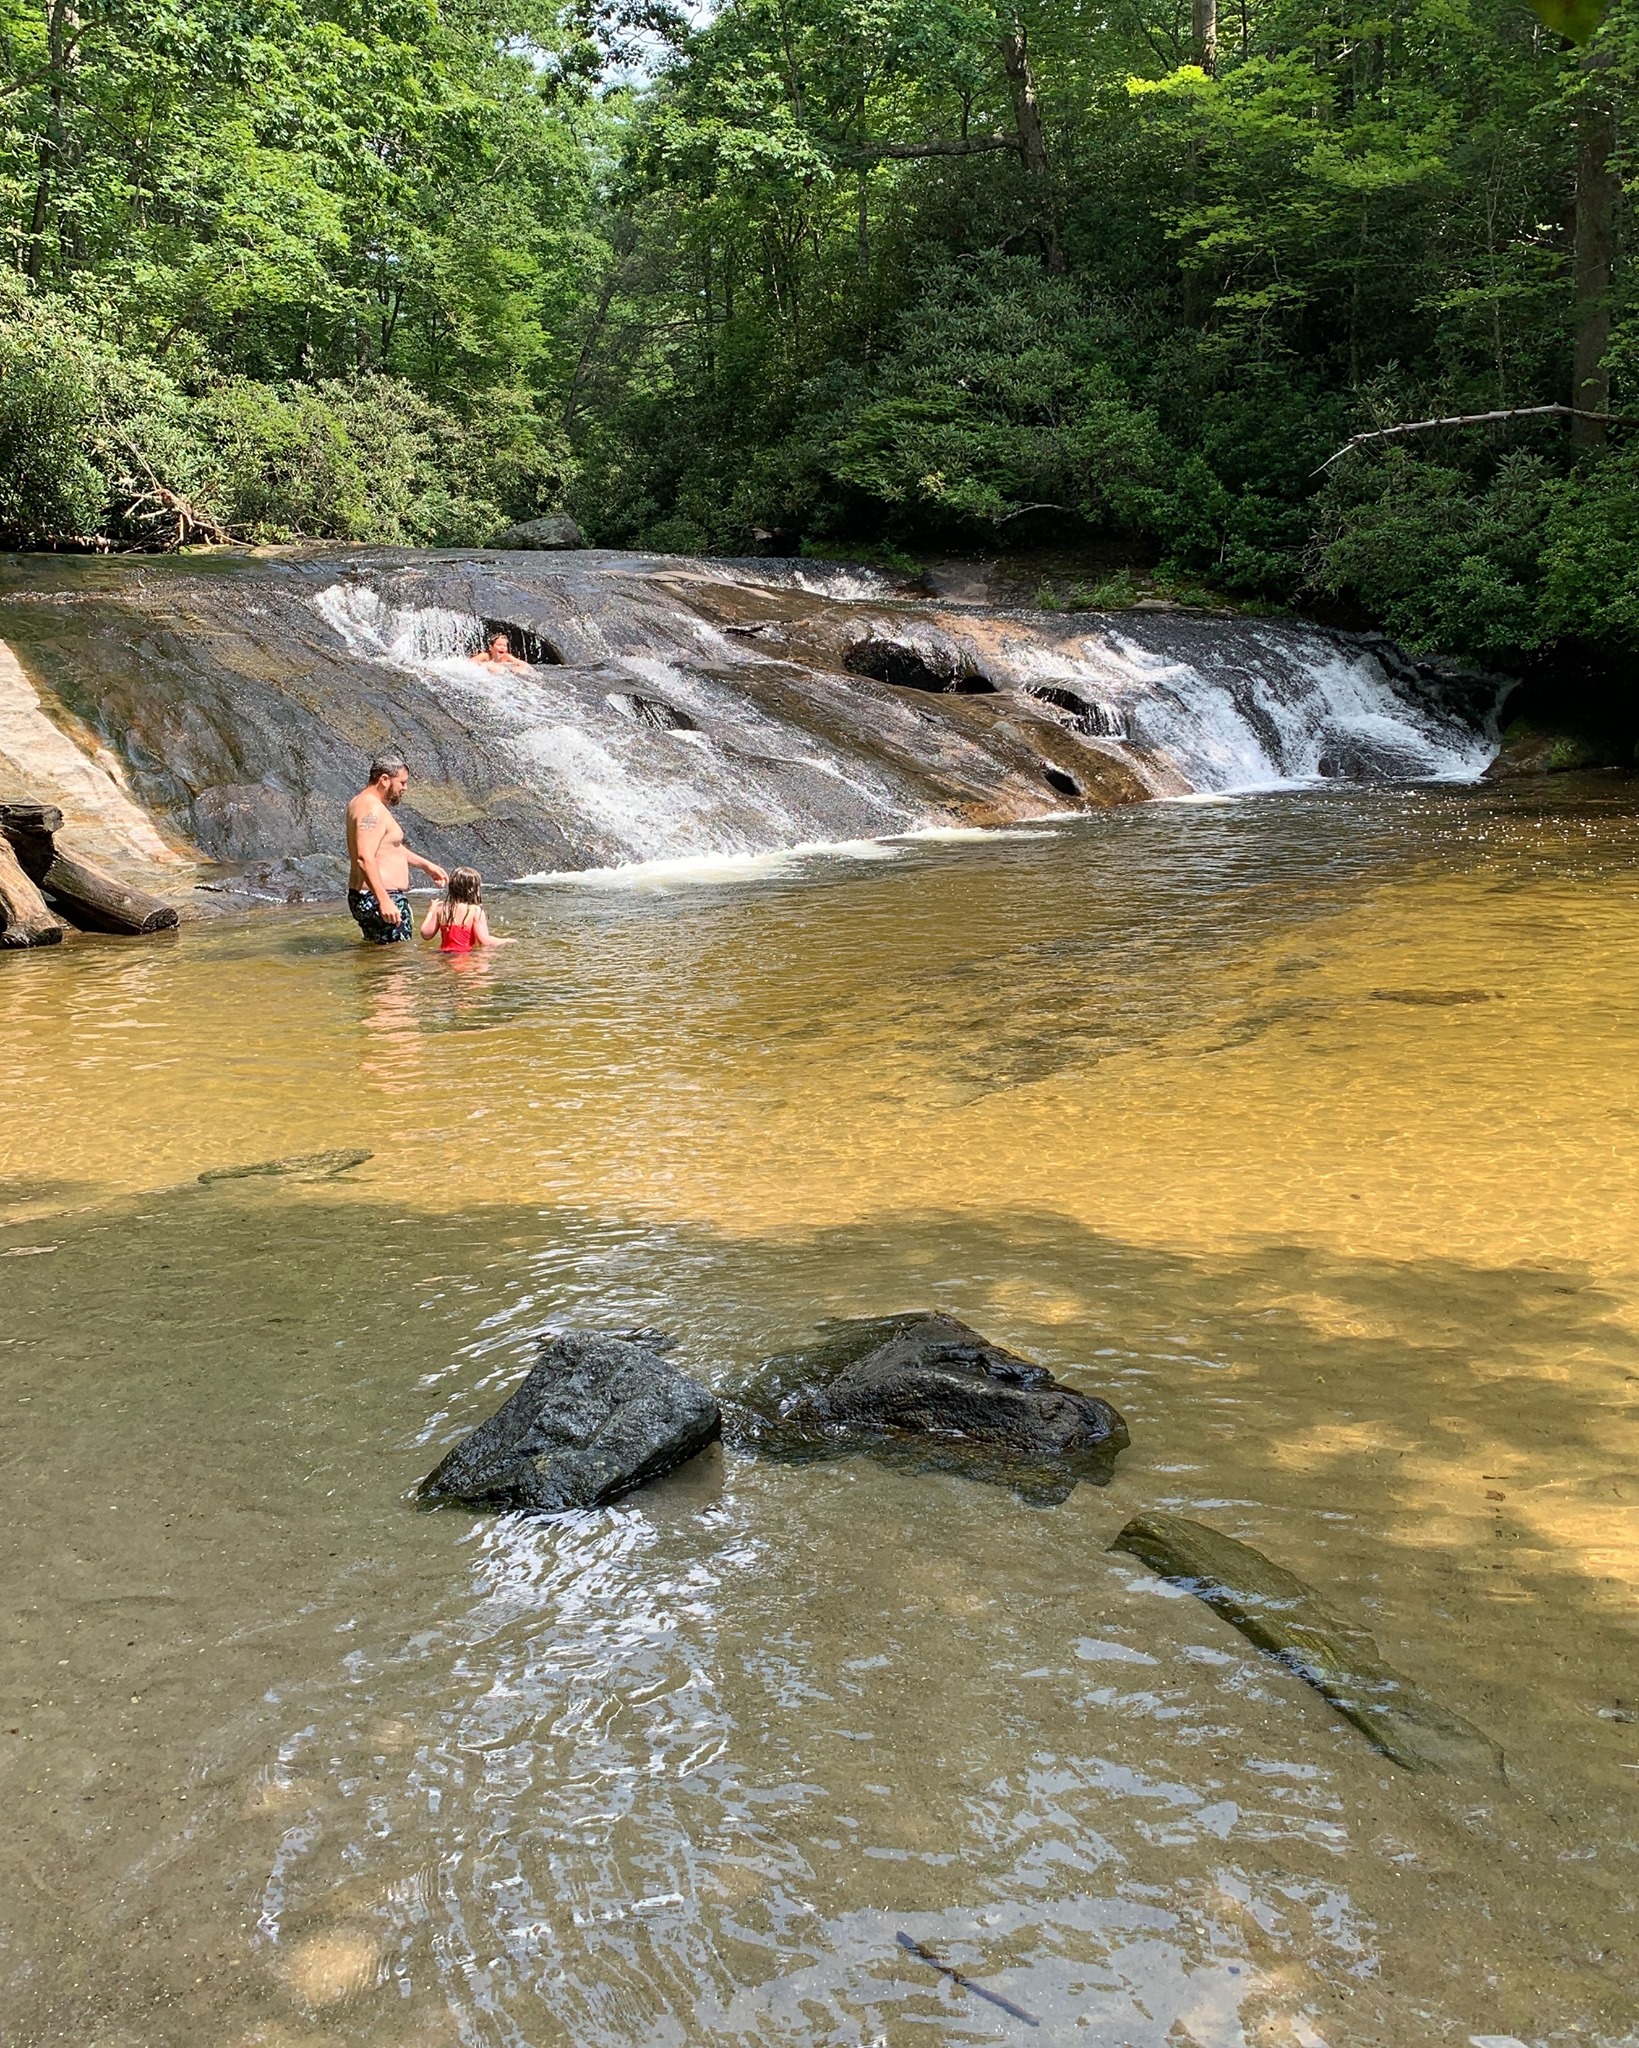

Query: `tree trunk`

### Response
(2, 813, 179, 935)
(1572, 65, 1619, 450)
(0, 834, 63, 948)
(1192, 0, 1218, 74)
(1000, 16, 1063, 274)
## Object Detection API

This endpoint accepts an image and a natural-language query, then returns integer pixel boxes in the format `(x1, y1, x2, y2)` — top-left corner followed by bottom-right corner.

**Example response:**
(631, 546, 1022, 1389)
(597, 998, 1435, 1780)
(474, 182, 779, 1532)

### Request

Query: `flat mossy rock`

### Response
(730, 1312, 1129, 1500)
(198, 1148, 371, 1184)
(420, 1330, 721, 1514)
(1112, 1511, 1503, 1777)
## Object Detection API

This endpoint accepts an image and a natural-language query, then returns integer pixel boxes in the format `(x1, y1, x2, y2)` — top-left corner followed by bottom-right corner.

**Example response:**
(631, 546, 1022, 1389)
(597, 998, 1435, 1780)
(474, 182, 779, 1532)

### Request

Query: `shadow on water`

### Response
(3, 1179, 1636, 2047)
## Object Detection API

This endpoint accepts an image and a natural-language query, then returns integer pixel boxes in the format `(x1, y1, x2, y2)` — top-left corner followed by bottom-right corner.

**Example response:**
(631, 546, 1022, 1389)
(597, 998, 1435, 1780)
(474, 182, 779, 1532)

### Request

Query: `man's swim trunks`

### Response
(348, 887, 411, 943)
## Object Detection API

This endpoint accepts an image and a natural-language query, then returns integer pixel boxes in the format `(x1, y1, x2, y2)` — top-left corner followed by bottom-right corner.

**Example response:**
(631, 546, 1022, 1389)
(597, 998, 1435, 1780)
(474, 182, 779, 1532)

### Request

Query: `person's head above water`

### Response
(446, 866, 483, 904)
(486, 631, 511, 659)
(368, 754, 409, 805)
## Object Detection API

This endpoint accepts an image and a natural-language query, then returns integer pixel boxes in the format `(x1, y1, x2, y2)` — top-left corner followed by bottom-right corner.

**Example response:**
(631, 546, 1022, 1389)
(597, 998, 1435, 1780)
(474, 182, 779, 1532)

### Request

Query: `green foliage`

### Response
(0, 279, 108, 541)
(813, 258, 1169, 533)
(1314, 451, 1556, 663)
(0, 282, 571, 545)
(1527, 0, 1608, 42)
(2, 0, 1639, 687)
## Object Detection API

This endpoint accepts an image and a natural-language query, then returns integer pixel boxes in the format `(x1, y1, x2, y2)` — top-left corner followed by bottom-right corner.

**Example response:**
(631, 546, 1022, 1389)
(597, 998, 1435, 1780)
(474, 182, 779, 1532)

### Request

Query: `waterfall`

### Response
(310, 579, 920, 870)
(309, 559, 1495, 874)
(0, 547, 1498, 885)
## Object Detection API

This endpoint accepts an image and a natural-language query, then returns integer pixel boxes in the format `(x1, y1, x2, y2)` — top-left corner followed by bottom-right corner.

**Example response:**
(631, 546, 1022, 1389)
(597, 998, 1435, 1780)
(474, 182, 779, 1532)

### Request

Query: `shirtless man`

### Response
(471, 629, 533, 673)
(345, 755, 448, 944)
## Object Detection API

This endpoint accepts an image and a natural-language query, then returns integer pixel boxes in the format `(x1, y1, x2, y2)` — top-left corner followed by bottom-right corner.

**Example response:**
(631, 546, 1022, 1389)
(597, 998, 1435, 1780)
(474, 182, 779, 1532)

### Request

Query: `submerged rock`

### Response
(731, 1312, 1128, 1501)
(1111, 1511, 1503, 1777)
(198, 1148, 371, 1184)
(420, 1330, 722, 1513)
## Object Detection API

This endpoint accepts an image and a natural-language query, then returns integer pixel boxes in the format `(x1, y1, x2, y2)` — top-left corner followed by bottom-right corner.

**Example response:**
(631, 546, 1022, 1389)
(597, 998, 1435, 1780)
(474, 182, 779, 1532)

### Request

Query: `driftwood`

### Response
(0, 802, 64, 836)
(0, 807, 179, 936)
(115, 442, 239, 552)
(0, 831, 63, 948)
(1314, 403, 1634, 474)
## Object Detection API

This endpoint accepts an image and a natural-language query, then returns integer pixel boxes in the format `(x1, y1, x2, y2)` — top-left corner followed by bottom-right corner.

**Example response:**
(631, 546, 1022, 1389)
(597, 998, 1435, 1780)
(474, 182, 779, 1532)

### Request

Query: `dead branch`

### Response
(114, 441, 239, 549)
(1314, 403, 1633, 474)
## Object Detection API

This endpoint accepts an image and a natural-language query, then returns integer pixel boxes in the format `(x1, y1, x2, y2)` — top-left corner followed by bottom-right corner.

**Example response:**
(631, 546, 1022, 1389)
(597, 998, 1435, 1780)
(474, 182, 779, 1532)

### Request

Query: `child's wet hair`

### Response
(447, 867, 483, 904)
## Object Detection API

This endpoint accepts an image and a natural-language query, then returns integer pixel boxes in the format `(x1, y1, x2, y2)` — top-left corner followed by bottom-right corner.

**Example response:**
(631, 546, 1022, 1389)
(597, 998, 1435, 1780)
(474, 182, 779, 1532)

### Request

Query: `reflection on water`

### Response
(3, 782, 1638, 2047)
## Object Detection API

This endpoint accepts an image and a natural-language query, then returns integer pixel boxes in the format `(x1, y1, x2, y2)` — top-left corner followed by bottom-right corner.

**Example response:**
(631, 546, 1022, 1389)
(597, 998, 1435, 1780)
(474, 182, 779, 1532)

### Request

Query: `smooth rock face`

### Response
(420, 1330, 722, 1513)
(734, 1312, 1128, 1497)
(490, 514, 586, 550)
(1112, 1511, 1504, 1777)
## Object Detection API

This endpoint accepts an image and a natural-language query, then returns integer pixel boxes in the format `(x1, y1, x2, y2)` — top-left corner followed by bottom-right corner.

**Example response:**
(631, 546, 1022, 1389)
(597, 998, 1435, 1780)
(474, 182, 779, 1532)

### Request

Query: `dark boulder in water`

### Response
(731, 1312, 1128, 1500)
(420, 1330, 722, 1514)
(1111, 1511, 1504, 1777)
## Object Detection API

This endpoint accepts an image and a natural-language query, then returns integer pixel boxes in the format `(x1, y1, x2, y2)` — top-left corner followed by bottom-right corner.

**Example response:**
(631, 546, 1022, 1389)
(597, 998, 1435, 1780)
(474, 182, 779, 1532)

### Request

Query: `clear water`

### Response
(3, 782, 1637, 2048)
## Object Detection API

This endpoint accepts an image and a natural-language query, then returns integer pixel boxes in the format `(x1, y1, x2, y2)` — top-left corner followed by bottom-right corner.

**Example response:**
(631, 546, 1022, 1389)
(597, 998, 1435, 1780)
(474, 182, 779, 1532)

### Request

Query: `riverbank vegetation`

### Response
(2, 0, 1636, 672)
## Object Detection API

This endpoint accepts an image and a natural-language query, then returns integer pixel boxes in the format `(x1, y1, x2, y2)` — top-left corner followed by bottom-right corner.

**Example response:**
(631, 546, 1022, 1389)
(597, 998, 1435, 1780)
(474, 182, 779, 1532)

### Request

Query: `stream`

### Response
(3, 780, 1638, 2047)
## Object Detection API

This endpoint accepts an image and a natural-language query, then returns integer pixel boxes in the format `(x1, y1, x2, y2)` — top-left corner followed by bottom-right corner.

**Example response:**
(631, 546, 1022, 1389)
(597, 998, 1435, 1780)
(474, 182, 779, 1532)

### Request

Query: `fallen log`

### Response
(0, 802, 65, 837)
(38, 844, 179, 934)
(1, 815, 179, 935)
(1111, 1511, 1503, 1777)
(0, 831, 64, 948)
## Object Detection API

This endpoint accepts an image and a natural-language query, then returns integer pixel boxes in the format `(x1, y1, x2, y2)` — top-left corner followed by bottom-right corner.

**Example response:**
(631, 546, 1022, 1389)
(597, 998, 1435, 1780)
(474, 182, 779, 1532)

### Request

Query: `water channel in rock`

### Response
(3, 779, 1637, 2047)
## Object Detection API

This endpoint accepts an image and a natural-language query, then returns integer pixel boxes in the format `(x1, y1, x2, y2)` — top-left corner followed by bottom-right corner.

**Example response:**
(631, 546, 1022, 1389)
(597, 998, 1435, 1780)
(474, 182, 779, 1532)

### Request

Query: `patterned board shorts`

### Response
(348, 887, 412, 944)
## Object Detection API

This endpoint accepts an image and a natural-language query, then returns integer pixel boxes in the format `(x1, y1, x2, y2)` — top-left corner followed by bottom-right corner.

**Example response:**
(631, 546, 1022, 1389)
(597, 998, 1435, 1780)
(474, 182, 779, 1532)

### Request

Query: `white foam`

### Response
(516, 838, 903, 889)
(310, 576, 1496, 876)
(890, 825, 1065, 844)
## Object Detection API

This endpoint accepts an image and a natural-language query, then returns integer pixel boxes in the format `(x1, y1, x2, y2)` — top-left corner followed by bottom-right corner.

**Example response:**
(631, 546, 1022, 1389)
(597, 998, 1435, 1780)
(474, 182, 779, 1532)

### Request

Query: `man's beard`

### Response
(386, 786, 403, 806)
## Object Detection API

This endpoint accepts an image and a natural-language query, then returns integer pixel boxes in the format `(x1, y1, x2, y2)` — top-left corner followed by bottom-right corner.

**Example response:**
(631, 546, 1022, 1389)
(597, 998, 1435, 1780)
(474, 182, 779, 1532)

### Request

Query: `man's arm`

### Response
(406, 849, 449, 886)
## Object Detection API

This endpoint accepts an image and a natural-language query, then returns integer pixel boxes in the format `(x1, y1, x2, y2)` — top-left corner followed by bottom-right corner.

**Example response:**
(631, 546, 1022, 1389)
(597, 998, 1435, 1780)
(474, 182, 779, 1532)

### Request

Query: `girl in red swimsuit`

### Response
(419, 867, 513, 953)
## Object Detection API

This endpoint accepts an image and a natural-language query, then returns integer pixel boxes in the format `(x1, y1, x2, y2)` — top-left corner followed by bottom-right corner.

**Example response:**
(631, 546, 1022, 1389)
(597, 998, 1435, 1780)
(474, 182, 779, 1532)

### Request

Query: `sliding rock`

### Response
(1112, 1511, 1502, 1777)
(0, 832, 63, 948)
(420, 1330, 722, 1513)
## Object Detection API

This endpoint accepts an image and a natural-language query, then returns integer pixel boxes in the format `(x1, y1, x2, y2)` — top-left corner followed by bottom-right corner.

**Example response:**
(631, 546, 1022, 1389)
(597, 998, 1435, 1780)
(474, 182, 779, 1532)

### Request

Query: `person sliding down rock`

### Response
(471, 629, 532, 673)
(345, 754, 447, 943)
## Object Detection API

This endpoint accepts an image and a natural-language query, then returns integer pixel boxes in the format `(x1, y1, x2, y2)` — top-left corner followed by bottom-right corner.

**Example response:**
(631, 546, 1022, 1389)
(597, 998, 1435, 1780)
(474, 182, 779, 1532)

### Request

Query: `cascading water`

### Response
(0, 547, 1497, 884)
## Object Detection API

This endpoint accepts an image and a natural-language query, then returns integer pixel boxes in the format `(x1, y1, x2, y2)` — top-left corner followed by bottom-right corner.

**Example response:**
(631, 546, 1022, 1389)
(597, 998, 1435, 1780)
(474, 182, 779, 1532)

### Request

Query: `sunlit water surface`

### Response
(3, 783, 1637, 2048)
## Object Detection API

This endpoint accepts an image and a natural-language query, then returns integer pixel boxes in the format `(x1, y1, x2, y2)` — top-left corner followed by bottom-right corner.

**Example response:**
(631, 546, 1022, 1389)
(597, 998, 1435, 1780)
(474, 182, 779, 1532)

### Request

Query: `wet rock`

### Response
(731, 1312, 1128, 1500)
(1483, 720, 1627, 778)
(198, 1148, 372, 1184)
(489, 514, 586, 551)
(846, 640, 997, 694)
(419, 1330, 722, 1513)
(607, 691, 698, 732)
(1022, 684, 1127, 738)
(1111, 1511, 1504, 1777)
(193, 783, 329, 861)
(194, 851, 350, 903)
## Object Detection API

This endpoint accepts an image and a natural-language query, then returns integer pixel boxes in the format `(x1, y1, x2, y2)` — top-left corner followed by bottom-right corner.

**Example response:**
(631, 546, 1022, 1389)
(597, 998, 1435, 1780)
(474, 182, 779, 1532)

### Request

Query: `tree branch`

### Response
(1314, 403, 1632, 474)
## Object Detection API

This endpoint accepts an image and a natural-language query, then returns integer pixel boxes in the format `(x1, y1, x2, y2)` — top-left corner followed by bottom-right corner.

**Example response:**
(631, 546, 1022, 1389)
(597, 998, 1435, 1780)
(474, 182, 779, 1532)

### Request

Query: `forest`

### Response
(1, 0, 1636, 673)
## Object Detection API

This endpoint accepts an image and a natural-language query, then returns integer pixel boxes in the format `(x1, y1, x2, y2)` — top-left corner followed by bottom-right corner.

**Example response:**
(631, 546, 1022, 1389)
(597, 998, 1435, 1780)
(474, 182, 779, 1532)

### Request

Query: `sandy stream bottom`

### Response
(1, 781, 1636, 2048)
